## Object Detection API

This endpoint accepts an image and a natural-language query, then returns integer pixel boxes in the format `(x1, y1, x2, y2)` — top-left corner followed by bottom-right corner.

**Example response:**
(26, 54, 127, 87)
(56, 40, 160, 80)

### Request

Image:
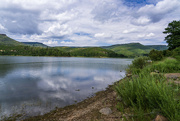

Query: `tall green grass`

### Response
(149, 58, 180, 73)
(115, 57, 180, 120)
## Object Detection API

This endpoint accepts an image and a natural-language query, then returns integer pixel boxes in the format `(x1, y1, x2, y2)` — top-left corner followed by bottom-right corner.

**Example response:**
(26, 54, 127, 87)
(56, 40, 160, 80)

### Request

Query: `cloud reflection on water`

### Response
(0, 56, 132, 117)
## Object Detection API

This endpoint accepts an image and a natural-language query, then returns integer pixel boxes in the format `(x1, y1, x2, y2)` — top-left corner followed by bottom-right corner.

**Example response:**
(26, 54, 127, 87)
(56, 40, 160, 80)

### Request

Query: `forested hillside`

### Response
(22, 42, 48, 47)
(0, 34, 24, 46)
(102, 43, 167, 58)
(55, 47, 126, 58)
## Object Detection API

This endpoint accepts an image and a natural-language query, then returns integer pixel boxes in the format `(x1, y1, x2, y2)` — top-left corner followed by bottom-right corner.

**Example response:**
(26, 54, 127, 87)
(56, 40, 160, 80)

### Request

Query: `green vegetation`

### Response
(102, 43, 167, 58)
(115, 57, 180, 121)
(0, 45, 70, 57)
(1, 34, 169, 58)
(0, 34, 126, 58)
(148, 46, 180, 62)
(116, 20, 180, 120)
(22, 42, 48, 48)
(0, 34, 24, 46)
(163, 20, 180, 50)
(172, 47, 180, 60)
(146, 45, 168, 50)
(149, 49, 164, 61)
(0, 45, 126, 58)
(55, 46, 126, 58)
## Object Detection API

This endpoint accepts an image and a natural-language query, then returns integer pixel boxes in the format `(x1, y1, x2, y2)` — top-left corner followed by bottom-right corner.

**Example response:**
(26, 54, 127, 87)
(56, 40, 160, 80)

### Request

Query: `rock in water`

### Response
(99, 107, 112, 115)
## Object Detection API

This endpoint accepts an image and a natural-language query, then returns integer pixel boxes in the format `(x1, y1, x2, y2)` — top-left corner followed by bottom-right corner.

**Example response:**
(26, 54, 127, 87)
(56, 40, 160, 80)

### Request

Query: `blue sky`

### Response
(0, 0, 179, 46)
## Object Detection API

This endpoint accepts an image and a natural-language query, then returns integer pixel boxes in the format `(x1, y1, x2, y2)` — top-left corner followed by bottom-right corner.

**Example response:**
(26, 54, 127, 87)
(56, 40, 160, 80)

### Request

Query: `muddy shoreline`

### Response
(24, 80, 123, 121)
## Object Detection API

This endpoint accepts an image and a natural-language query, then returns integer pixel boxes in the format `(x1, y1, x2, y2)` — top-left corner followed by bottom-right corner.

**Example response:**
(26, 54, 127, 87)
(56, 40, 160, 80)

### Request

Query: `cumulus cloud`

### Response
(44, 40, 58, 46)
(132, 0, 180, 25)
(123, 28, 138, 34)
(0, 0, 179, 46)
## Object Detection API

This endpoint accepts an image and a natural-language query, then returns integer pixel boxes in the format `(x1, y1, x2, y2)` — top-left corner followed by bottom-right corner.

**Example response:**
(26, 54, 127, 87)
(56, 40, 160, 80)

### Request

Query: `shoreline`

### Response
(24, 79, 124, 121)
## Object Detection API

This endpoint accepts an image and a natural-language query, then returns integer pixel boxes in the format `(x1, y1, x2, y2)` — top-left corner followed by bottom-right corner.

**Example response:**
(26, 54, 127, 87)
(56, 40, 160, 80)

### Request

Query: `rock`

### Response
(164, 73, 180, 80)
(154, 70, 160, 73)
(154, 115, 168, 121)
(99, 107, 112, 115)
(126, 74, 132, 77)
(174, 81, 180, 84)
(150, 72, 159, 76)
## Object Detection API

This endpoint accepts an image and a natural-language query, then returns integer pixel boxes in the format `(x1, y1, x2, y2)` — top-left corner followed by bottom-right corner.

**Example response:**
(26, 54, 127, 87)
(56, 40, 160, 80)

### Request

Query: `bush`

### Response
(149, 49, 164, 61)
(127, 56, 150, 74)
(172, 47, 180, 60)
(163, 49, 172, 57)
(131, 56, 150, 69)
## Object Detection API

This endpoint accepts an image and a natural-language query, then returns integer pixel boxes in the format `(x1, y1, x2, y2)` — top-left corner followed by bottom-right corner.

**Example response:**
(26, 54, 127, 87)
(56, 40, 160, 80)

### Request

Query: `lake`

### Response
(0, 56, 132, 119)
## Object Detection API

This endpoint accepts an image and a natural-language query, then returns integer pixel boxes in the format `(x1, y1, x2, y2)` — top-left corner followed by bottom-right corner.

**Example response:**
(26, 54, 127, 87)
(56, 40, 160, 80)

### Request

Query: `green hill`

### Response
(55, 47, 126, 58)
(102, 43, 167, 58)
(146, 45, 168, 50)
(22, 42, 48, 48)
(0, 34, 167, 58)
(0, 34, 24, 46)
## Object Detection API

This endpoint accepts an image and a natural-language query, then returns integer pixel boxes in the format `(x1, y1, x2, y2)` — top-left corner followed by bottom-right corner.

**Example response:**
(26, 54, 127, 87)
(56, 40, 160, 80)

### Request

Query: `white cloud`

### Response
(94, 33, 105, 37)
(147, 33, 155, 37)
(60, 41, 73, 45)
(136, 0, 180, 23)
(0, 0, 179, 46)
(137, 34, 145, 38)
(122, 28, 137, 34)
(0, 24, 6, 30)
(132, 16, 151, 26)
(94, 33, 112, 38)
(44, 40, 58, 46)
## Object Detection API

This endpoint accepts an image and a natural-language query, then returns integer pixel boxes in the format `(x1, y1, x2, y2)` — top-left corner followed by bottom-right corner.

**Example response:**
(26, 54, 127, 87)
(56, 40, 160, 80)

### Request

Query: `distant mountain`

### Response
(22, 42, 48, 47)
(0, 34, 168, 58)
(0, 34, 24, 46)
(102, 43, 167, 58)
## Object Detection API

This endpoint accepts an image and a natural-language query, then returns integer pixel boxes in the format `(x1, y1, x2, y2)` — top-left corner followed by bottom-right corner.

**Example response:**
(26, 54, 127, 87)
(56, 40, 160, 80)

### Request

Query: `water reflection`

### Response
(0, 56, 132, 118)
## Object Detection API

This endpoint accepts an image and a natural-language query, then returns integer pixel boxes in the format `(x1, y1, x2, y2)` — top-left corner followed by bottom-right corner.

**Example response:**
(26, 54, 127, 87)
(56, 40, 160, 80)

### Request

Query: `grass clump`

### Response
(149, 58, 180, 73)
(115, 58, 180, 121)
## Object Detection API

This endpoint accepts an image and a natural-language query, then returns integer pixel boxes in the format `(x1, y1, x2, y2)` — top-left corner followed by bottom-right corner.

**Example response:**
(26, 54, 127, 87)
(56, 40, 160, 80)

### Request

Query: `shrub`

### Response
(149, 49, 164, 61)
(131, 56, 150, 69)
(163, 49, 172, 57)
(172, 47, 180, 61)
(127, 56, 150, 74)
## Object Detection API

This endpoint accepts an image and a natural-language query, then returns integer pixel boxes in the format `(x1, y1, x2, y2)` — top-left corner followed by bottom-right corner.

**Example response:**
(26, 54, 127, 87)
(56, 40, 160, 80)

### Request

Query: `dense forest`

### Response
(0, 45, 70, 57)
(0, 45, 126, 58)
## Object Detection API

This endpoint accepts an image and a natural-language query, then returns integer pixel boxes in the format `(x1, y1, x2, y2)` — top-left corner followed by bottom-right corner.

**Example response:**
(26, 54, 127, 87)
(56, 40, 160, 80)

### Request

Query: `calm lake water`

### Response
(0, 56, 132, 118)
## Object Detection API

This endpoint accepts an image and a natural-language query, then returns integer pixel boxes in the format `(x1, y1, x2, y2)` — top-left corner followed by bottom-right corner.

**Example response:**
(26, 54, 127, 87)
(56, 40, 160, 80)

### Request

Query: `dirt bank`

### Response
(24, 81, 123, 121)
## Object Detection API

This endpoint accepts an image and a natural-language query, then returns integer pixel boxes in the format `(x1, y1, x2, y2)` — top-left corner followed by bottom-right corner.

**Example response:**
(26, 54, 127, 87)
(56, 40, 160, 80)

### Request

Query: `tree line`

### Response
(0, 45, 125, 58)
